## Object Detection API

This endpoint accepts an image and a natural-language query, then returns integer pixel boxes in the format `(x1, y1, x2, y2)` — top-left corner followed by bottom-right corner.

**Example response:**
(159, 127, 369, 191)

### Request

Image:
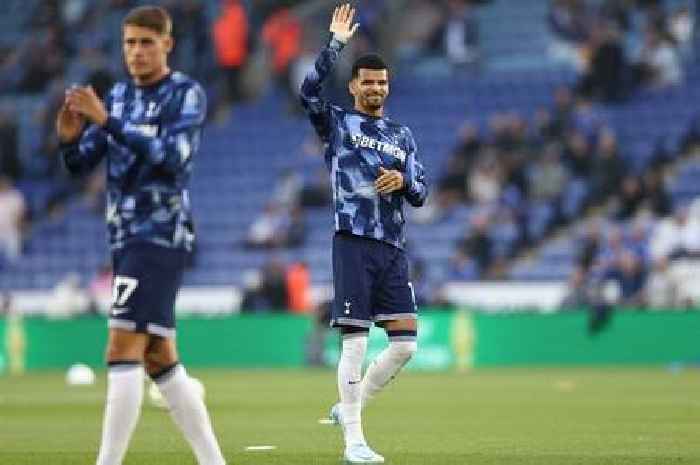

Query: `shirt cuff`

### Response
(329, 36, 346, 50)
(58, 140, 78, 150)
(102, 116, 124, 141)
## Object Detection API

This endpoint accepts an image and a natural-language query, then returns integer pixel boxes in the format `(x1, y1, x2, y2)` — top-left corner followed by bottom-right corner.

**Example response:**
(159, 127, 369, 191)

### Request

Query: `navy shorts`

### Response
(109, 242, 187, 338)
(331, 232, 417, 328)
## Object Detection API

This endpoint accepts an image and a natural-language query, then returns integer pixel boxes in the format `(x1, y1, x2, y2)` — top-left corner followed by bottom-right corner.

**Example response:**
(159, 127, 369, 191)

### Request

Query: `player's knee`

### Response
(144, 356, 160, 375)
(144, 350, 175, 373)
(105, 342, 141, 363)
(390, 340, 417, 362)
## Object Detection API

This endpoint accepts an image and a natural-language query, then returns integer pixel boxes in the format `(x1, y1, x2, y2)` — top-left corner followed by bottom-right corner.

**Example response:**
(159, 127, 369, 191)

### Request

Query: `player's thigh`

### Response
(331, 233, 373, 329)
(373, 248, 417, 324)
(105, 328, 149, 362)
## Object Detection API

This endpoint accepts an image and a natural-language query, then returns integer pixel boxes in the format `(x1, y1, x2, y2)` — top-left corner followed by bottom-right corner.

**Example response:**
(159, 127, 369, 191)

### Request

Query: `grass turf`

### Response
(0, 367, 698, 464)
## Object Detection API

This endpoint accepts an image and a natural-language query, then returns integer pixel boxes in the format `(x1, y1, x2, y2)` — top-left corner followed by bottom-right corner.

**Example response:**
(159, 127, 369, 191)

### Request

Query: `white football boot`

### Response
(344, 443, 385, 464)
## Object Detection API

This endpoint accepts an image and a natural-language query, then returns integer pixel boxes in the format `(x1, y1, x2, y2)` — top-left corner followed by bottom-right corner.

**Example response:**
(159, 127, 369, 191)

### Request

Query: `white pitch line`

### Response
(245, 445, 277, 451)
(318, 418, 334, 424)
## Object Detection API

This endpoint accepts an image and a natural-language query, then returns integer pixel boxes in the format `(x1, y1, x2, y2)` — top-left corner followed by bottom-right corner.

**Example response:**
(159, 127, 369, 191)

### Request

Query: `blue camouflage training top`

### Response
(60, 71, 206, 252)
(300, 38, 428, 249)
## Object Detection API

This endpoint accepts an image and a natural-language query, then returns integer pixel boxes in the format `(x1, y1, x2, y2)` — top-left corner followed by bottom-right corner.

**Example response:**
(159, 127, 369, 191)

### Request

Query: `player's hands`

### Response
(65, 86, 109, 127)
(56, 103, 85, 144)
(375, 167, 404, 195)
(330, 3, 359, 44)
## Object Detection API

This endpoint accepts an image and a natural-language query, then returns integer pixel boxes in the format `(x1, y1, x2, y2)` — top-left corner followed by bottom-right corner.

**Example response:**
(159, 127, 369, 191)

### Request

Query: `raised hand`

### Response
(330, 3, 359, 44)
(375, 167, 404, 195)
(56, 103, 85, 144)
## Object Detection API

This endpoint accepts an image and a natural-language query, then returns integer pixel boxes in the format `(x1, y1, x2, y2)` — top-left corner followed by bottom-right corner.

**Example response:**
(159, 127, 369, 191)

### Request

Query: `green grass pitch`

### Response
(1, 367, 698, 464)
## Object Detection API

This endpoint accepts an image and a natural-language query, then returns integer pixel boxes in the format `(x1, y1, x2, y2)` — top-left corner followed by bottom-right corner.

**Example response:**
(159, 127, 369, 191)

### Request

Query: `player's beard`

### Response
(363, 94, 385, 112)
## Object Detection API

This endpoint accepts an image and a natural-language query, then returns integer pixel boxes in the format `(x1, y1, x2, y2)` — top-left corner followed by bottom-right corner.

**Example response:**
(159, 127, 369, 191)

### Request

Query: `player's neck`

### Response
(354, 104, 384, 118)
(133, 66, 171, 87)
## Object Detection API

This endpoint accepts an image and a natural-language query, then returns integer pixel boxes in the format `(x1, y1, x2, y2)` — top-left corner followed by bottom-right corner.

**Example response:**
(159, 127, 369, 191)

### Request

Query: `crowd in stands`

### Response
(2, 0, 700, 315)
(560, 195, 700, 310)
(419, 86, 653, 281)
(549, 0, 694, 100)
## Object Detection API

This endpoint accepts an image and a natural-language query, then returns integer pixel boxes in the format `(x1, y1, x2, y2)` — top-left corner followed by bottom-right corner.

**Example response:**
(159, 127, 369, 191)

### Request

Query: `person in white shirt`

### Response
(0, 176, 26, 262)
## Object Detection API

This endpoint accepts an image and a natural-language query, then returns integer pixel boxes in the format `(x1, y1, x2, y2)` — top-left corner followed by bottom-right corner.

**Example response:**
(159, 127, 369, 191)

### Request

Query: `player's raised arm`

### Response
(300, 3, 359, 141)
(57, 94, 109, 176)
(402, 129, 428, 207)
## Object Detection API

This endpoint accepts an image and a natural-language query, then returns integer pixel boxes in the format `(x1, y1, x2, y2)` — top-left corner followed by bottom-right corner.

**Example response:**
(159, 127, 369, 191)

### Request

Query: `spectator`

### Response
(439, 0, 480, 68)
(645, 256, 676, 307)
(590, 130, 625, 203)
(600, 249, 647, 306)
(668, 6, 694, 58)
(597, 224, 625, 272)
(528, 143, 570, 201)
(212, 0, 249, 117)
(454, 213, 494, 277)
(453, 122, 482, 168)
(259, 257, 288, 311)
(273, 169, 303, 208)
(577, 22, 627, 102)
(614, 175, 645, 220)
(0, 105, 21, 180)
(563, 132, 592, 179)
(262, 7, 302, 108)
(286, 261, 311, 313)
(468, 152, 502, 205)
(430, 123, 480, 216)
(548, 0, 591, 66)
(246, 202, 287, 249)
(560, 266, 592, 309)
(0, 176, 26, 263)
(642, 169, 671, 217)
(577, 218, 603, 272)
(245, 202, 306, 249)
(548, 86, 575, 139)
(633, 24, 683, 88)
(282, 205, 307, 248)
(649, 206, 688, 262)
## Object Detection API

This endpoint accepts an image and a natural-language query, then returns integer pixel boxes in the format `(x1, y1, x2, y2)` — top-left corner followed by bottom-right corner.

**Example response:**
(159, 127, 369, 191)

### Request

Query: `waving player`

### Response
(56, 6, 226, 465)
(300, 4, 428, 463)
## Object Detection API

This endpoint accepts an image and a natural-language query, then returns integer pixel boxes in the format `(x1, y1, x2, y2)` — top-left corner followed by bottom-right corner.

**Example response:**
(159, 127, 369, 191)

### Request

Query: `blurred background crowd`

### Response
(1, 0, 700, 318)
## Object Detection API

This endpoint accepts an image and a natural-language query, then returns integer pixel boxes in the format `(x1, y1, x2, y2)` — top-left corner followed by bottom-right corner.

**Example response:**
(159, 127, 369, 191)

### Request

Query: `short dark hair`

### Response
(123, 6, 172, 36)
(351, 54, 388, 78)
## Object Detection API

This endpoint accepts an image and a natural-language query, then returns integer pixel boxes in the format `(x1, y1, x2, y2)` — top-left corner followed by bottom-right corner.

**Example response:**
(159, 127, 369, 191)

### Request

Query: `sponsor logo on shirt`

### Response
(351, 134, 406, 162)
(124, 122, 159, 137)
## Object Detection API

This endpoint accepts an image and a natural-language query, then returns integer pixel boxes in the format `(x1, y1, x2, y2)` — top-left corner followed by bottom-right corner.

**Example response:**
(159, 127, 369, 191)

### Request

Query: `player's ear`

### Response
(348, 77, 357, 97)
(163, 35, 174, 54)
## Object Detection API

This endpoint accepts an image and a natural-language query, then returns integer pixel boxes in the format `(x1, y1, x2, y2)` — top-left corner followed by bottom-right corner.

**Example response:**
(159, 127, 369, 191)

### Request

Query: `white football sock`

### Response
(361, 340, 417, 407)
(155, 364, 226, 465)
(337, 332, 368, 446)
(96, 363, 144, 465)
